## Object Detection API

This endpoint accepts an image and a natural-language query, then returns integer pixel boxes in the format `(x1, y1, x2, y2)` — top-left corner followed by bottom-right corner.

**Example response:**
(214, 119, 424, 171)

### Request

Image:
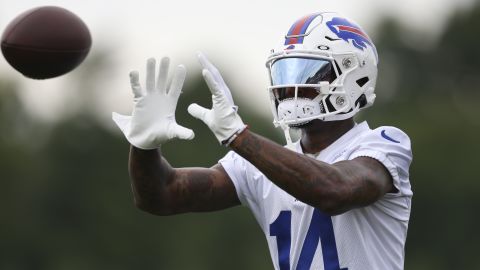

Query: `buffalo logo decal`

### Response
(326, 17, 378, 58)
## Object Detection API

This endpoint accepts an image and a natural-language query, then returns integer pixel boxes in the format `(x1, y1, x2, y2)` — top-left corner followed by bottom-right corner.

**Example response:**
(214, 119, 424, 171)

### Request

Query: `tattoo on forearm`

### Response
(231, 132, 389, 214)
(129, 145, 239, 213)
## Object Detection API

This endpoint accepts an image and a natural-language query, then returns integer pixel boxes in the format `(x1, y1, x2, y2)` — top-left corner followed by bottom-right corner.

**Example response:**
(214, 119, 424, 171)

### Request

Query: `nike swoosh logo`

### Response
(381, 130, 400, 143)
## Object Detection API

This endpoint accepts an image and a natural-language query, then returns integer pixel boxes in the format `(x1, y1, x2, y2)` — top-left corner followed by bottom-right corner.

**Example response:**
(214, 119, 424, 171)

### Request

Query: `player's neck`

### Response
(300, 118, 355, 155)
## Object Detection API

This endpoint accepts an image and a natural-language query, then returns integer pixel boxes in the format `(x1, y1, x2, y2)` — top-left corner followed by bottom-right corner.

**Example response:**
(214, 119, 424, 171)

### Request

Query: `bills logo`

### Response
(326, 17, 378, 57)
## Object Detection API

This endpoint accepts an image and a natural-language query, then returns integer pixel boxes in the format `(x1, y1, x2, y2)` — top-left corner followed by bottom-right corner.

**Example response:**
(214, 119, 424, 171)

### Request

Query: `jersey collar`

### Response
(295, 121, 370, 159)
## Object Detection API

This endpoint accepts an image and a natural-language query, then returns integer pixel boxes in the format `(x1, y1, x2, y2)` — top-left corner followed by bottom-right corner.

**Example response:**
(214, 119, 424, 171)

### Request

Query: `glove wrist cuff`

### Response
(223, 124, 249, 147)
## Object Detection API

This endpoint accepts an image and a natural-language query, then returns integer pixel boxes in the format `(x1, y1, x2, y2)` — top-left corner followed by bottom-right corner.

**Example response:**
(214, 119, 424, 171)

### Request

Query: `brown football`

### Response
(1, 6, 92, 79)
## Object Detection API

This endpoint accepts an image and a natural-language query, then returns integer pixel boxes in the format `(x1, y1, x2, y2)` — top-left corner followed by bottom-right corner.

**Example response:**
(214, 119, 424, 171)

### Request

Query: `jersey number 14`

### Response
(269, 209, 348, 270)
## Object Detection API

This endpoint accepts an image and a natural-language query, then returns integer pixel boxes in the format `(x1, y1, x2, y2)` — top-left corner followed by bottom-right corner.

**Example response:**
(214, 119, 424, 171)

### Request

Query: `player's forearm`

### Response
(128, 146, 175, 214)
(230, 130, 353, 214)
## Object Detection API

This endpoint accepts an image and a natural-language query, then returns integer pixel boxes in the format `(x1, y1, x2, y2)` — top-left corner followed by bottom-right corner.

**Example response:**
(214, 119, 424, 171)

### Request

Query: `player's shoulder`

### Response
(359, 124, 411, 148)
(348, 123, 413, 181)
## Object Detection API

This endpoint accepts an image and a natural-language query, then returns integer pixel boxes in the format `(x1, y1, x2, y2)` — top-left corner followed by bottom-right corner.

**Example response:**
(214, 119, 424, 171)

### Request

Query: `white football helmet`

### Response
(266, 12, 378, 128)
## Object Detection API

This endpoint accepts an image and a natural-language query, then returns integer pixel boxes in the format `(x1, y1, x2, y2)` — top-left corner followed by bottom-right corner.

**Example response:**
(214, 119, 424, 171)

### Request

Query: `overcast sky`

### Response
(0, 0, 475, 123)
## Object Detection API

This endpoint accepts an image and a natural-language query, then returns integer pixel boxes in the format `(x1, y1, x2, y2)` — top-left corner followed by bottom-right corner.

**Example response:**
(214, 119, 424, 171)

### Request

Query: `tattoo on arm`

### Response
(128, 146, 239, 215)
(172, 165, 240, 213)
(128, 147, 172, 210)
(230, 130, 393, 215)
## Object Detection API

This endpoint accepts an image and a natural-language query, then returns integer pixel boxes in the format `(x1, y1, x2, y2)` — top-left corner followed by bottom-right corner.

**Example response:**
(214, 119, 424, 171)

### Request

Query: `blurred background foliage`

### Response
(1, 3, 480, 270)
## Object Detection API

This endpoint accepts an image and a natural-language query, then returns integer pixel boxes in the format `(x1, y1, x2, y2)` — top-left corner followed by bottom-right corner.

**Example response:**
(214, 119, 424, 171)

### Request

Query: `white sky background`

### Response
(0, 0, 475, 125)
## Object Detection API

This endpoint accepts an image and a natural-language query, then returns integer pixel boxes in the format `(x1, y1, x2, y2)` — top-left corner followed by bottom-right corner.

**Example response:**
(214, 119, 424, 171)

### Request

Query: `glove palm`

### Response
(112, 57, 194, 149)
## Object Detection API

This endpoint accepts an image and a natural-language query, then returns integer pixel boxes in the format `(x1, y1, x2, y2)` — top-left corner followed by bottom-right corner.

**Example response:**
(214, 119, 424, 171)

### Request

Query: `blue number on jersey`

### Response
(269, 209, 347, 270)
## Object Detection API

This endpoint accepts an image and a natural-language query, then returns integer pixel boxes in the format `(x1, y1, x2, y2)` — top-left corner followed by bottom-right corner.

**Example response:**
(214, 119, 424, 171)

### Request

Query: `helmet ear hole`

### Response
(355, 94, 367, 108)
(356, 77, 369, 87)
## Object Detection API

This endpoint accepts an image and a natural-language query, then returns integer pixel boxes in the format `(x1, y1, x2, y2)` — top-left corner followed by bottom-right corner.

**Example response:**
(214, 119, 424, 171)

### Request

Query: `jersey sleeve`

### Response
(218, 151, 262, 211)
(348, 126, 413, 198)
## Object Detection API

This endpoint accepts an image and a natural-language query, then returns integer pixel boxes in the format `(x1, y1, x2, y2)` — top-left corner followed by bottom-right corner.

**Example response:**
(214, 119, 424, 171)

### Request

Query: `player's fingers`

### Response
(156, 57, 170, 94)
(220, 83, 235, 107)
(202, 69, 222, 97)
(171, 124, 195, 140)
(198, 52, 222, 79)
(168, 65, 186, 99)
(146, 58, 156, 93)
(129, 71, 143, 99)
(187, 103, 210, 122)
(198, 53, 235, 107)
(197, 52, 212, 70)
(202, 69, 229, 107)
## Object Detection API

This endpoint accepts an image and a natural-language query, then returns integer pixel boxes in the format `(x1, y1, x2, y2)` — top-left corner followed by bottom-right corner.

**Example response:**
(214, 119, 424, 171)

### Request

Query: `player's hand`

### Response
(112, 57, 194, 150)
(188, 52, 246, 145)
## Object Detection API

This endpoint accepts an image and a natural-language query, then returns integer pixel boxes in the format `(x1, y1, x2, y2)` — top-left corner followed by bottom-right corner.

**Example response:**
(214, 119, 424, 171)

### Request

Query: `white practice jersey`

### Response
(219, 121, 413, 270)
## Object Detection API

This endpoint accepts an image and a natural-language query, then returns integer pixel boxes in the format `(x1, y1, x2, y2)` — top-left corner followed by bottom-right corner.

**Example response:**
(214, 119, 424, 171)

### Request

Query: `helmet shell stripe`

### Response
(285, 13, 320, 45)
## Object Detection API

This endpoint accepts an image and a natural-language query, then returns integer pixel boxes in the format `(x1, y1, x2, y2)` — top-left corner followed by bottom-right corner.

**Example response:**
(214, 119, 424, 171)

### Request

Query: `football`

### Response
(1, 6, 92, 79)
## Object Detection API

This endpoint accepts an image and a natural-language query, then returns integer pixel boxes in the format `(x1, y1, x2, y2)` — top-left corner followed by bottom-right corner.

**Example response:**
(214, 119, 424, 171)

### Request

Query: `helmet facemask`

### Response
(266, 51, 362, 128)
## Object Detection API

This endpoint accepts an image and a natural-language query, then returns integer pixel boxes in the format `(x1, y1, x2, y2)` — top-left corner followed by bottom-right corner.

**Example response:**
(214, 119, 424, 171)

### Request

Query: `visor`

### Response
(270, 57, 336, 86)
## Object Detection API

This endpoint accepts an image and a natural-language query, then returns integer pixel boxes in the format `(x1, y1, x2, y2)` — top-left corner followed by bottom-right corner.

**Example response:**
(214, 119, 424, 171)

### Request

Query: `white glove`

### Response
(112, 57, 194, 149)
(188, 53, 246, 145)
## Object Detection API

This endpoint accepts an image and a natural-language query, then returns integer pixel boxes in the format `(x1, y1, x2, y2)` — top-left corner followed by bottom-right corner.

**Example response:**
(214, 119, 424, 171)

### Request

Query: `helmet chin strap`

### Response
(279, 121, 296, 151)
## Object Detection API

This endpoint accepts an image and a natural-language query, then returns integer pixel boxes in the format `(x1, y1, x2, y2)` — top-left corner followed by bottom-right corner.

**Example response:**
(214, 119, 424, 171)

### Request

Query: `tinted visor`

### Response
(270, 57, 336, 86)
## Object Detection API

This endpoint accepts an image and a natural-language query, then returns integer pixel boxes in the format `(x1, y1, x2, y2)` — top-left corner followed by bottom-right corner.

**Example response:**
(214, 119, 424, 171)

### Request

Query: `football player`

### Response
(113, 12, 413, 270)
